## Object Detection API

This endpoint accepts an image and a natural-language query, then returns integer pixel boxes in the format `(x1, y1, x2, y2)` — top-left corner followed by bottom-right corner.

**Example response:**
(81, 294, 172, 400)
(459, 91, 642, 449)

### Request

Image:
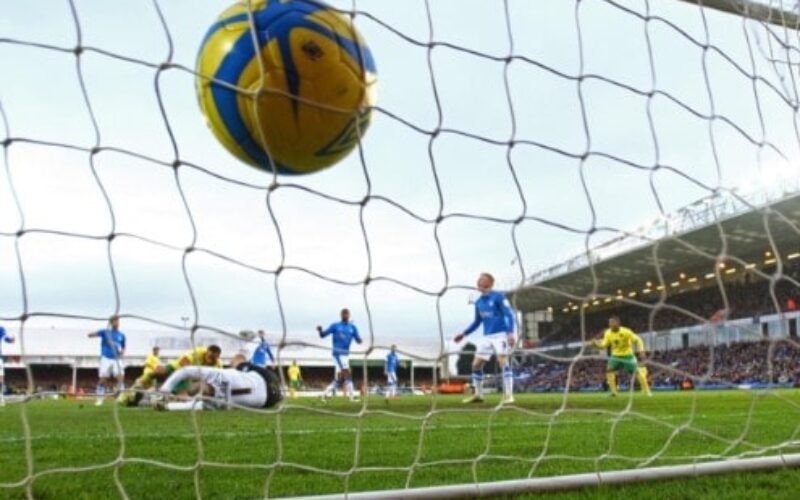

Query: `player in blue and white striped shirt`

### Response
(453, 273, 516, 404)
(317, 308, 362, 401)
(385, 345, 399, 399)
(0, 325, 16, 406)
(250, 330, 275, 369)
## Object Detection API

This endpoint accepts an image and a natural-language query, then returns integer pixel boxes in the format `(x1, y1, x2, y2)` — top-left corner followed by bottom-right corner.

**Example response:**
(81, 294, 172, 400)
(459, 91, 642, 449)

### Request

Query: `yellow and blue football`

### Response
(196, 0, 377, 175)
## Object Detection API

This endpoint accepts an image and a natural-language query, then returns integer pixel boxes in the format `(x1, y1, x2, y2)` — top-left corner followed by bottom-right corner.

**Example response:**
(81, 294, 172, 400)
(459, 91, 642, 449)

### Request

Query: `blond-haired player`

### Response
(593, 316, 652, 397)
(453, 272, 516, 404)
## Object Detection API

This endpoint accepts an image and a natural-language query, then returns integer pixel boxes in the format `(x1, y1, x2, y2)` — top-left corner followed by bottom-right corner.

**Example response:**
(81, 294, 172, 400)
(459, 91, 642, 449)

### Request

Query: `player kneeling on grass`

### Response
(155, 354, 282, 411)
(117, 346, 160, 405)
(453, 272, 516, 404)
(592, 315, 652, 397)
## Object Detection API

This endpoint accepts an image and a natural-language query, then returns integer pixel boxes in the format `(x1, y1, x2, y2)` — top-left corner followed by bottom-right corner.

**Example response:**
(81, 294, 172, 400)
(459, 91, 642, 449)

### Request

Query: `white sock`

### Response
(503, 366, 513, 398)
(96, 384, 106, 401)
(166, 400, 205, 411)
(346, 380, 356, 399)
(472, 370, 484, 398)
(324, 380, 338, 397)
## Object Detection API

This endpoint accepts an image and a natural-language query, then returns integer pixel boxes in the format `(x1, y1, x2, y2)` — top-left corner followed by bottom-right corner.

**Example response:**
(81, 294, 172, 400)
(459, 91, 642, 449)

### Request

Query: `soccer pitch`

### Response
(1, 391, 799, 499)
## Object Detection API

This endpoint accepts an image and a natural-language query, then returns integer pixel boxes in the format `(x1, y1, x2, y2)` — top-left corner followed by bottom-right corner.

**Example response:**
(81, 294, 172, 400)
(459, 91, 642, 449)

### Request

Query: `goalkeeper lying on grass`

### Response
(155, 354, 282, 411)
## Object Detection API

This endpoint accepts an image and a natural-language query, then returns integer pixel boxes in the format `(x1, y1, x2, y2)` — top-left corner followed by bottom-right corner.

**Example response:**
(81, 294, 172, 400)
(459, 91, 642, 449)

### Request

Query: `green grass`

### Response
(0, 390, 799, 499)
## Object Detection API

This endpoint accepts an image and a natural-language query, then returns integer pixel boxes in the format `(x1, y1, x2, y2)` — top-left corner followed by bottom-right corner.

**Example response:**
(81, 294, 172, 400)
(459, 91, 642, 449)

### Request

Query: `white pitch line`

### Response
(0, 410, 794, 445)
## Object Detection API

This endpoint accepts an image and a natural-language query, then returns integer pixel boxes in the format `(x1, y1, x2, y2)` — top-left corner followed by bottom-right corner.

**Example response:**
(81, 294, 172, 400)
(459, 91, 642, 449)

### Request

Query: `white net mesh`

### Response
(1, 0, 800, 497)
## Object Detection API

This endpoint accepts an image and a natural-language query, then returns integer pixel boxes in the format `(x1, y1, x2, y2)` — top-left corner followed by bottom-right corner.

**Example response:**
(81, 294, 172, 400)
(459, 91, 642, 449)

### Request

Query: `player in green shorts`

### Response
(593, 316, 652, 397)
(287, 360, 302, 399)
(607, 353, 638, 374)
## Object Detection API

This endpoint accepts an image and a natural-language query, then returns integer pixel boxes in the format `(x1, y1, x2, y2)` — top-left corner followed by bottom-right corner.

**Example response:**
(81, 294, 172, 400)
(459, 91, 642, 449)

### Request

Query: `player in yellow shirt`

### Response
(162, 345, 223, 374)
(121, 345, 222, 406)
(156, 345, 223, 398)
(143, 347, 161, 373)
(118, 346, 160, 405)
(593, 316, 651, 397)
(287, 360, 302, 399)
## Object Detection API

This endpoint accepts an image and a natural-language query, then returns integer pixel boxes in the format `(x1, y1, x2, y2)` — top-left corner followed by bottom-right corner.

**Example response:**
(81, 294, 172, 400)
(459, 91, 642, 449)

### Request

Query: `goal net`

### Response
(1, 0, 800, 498)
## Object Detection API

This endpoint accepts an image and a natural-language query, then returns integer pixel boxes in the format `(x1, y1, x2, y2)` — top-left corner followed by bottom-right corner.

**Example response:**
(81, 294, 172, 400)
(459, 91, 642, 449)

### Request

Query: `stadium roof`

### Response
(509, 180, 800, 312)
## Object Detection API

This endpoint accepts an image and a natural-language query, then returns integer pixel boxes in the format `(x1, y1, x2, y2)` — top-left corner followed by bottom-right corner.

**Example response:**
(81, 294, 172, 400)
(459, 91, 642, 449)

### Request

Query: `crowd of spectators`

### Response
(519, 257, 800, 392)
(545, 260, 800, 344)
(511, 339, 800, 392)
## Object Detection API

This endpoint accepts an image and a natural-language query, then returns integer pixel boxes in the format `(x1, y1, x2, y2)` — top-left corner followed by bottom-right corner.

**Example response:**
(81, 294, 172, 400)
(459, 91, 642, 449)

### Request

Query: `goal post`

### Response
(296, 453, 800, 500)
(676, 0, 800, 28)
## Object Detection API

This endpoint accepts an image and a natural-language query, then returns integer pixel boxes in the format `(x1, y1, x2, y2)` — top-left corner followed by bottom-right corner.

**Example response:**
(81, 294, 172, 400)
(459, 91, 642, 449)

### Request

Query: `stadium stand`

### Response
(511, 340, 800, 393)
(546, 259, 800, 342)
(500, 187, 800, 395)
